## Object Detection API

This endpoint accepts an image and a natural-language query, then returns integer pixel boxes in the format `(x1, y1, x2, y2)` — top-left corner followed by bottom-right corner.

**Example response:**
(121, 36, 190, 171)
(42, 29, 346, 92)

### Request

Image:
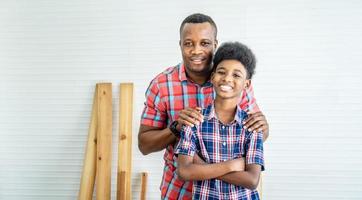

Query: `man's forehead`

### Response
(180, 22, 216, 39)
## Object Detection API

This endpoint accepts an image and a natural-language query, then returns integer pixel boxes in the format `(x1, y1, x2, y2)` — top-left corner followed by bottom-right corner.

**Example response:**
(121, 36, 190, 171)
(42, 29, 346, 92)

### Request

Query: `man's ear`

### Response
(244, 79, 251, 89)
(214, 39, 218, 49)
(179, 40, 181, 47)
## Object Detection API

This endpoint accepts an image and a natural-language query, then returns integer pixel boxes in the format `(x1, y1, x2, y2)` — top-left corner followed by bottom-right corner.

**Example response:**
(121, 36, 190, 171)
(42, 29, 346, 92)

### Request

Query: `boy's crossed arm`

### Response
(189, 155, 262, 190)
(176, 154, 244, 181)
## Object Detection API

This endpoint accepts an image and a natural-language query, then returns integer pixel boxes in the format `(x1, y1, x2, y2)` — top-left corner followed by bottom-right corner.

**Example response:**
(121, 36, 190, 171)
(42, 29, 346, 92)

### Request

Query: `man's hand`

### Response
(176, 107, 203, 131)
(243, 111, 269, 141)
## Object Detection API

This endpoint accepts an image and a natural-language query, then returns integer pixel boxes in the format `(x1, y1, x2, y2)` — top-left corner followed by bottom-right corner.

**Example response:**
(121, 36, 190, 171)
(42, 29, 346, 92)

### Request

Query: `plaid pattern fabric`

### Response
(141, 63, 259, 199)
(175, 104, 264, 199)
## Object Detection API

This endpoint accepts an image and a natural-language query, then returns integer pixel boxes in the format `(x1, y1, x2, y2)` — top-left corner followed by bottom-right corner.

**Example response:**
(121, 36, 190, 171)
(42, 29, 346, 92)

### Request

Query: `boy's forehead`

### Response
(216, 59, 247, 72)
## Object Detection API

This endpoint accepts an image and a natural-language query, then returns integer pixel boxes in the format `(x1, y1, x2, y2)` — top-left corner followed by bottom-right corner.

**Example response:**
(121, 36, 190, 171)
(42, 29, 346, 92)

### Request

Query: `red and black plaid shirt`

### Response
(141, 63, 259, 199)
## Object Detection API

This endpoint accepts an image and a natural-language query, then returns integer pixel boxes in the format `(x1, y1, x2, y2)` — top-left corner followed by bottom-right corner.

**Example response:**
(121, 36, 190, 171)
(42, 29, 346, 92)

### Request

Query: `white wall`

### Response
(1, 0, 362, 199)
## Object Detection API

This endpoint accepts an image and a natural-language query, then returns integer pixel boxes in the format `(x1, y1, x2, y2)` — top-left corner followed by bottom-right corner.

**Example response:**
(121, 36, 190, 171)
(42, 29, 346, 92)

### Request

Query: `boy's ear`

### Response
(244, 79, 251, 89)
(210, 72, 215, 82)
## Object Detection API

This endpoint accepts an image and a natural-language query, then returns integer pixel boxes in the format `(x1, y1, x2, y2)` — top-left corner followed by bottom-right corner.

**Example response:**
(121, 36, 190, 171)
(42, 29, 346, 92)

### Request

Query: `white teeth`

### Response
(191, 59, 202, 64)
(191, 58, 204, 62)
(220, 85, 232, 91)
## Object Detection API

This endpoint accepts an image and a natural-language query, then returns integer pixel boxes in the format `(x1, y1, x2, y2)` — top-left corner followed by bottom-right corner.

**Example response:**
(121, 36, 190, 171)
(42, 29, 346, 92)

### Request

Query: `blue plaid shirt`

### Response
(175, 103, 264, 200)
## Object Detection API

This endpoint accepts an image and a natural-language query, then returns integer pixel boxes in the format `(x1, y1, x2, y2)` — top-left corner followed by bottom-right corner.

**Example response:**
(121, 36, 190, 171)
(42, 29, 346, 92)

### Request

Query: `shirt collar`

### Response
(203, 102, 247, 126)
(178, 62, 188, 82)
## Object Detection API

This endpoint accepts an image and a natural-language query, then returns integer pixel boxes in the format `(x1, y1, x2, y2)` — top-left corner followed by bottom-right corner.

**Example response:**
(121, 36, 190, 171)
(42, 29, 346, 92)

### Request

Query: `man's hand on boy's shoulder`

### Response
(243, 111, 269, 141)
(177, 107, 204, 130)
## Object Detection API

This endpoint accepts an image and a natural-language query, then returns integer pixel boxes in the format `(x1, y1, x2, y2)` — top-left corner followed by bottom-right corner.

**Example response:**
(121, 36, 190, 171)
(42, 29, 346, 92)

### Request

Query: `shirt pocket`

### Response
(232, 134, 245, 159)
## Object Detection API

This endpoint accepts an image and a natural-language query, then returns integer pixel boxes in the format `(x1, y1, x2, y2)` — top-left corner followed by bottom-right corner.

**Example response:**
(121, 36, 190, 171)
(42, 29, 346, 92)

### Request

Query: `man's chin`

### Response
(187, 64, 210, 73)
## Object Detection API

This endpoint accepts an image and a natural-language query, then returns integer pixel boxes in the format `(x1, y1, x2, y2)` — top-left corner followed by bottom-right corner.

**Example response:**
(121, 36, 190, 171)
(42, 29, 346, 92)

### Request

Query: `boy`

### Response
(175, 41, 264, 199)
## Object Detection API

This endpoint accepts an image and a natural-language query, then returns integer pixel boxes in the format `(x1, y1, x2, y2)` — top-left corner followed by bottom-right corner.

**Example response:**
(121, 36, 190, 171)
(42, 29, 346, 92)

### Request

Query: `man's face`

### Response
(179, 22, 218, 76)
(211, 59, 250, 100)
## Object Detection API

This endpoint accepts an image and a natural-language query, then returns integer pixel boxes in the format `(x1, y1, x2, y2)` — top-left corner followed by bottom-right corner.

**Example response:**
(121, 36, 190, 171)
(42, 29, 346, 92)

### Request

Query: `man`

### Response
(138, 13, 269, 199)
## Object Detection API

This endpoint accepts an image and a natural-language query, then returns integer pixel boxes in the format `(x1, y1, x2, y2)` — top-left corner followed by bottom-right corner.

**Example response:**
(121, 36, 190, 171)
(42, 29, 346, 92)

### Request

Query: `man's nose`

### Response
(191, 44, 202, 54)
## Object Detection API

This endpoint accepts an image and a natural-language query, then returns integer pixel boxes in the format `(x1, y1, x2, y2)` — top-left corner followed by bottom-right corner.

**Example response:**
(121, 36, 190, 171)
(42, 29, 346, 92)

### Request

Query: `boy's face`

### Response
(179, 22, 218, 76)
(211, 59, 250, 100)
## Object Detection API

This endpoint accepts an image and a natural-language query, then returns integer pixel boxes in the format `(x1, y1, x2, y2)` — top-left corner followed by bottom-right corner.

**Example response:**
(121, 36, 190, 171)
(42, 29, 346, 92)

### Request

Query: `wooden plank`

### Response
(117, 83, 134, 200)
(78, 87, 98, 200)
(96, 83, 112, 200)
(117, 171, 127, 200)
(140, 172, 148, 200)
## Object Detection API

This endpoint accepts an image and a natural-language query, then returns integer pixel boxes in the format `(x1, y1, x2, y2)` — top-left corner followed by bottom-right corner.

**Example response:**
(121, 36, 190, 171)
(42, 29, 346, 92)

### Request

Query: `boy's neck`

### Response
(214, 97, 239, 124)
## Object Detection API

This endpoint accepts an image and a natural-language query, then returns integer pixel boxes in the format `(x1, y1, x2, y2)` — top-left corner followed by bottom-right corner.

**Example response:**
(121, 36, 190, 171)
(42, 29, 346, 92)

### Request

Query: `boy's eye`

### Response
(233, 74, 242, 78)
(216, 71, 225, 75)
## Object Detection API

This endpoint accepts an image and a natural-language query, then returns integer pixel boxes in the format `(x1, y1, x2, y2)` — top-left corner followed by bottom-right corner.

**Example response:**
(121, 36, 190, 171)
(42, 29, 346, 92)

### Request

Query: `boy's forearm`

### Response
(178, 160, 235, 181)
(217, 165, 261, 190)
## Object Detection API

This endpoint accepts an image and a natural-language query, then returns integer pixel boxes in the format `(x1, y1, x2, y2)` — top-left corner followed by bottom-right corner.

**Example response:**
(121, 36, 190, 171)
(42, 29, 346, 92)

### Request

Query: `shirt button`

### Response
(222, 142, 226, 146)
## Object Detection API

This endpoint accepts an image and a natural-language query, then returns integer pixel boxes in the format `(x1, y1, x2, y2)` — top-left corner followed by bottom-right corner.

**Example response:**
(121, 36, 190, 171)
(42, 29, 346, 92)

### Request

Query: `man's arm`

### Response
(138, 125, 177, 155)
(138, 107, 204, 155)
(242, 84, 269, 142)
(177, 154, 244, 181)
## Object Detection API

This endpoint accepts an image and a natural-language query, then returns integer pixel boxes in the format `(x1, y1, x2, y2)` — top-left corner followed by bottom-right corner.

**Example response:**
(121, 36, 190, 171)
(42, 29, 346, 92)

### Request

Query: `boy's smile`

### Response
(220, 85, 233, 92)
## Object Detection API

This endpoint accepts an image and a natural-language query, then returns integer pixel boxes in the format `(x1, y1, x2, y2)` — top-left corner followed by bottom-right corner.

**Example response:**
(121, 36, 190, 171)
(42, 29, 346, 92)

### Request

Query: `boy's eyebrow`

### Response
(217, 66, 244, 73)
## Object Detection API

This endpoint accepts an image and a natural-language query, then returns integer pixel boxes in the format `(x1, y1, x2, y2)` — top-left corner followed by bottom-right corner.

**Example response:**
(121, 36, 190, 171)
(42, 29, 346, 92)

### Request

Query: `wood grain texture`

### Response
(96, 83, 112, 200)
(117, 83, 134, 200)
(78, 87, 98, 200)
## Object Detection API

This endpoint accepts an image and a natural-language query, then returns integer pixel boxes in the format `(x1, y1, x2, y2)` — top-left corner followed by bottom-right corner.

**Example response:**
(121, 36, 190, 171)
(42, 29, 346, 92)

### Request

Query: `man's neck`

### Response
(184, 68, 212, 85)
(214, 98, 239, 124)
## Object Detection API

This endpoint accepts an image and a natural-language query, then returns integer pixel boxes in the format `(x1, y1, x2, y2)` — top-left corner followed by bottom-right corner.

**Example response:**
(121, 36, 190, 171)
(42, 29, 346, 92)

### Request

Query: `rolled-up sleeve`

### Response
(245, 131, 265, 171)
(140, 79, 167, 128)
(175, 126, 197, 157)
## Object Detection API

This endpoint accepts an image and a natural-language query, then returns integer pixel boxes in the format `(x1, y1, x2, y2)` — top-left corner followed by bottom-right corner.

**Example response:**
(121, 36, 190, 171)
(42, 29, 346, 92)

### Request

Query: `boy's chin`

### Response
(216, 95, 239, 101)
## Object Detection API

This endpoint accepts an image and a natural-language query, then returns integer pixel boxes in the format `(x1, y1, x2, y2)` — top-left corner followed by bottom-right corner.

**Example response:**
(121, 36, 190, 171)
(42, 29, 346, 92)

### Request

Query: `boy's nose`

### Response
(223, 73, 233, 82)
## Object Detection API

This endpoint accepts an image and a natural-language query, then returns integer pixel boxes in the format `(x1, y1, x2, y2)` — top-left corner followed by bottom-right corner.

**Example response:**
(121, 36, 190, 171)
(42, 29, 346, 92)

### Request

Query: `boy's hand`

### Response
(227, 158, 245, 172)
(177, 107, 203, 130)
(193, 153, 206, 164)
(243, 111, 269, 135)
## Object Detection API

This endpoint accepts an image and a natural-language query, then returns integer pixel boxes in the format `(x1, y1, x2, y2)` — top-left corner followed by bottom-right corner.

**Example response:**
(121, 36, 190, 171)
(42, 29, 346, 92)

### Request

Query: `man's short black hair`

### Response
(179, 13, 217, 37)
(213, 42, 256, 79)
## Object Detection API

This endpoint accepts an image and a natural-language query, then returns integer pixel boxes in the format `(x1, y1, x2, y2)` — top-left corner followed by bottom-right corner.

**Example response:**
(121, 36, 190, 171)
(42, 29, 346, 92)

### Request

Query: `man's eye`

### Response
(184, 42, 193, 47)
(201, 42, 211, 47)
